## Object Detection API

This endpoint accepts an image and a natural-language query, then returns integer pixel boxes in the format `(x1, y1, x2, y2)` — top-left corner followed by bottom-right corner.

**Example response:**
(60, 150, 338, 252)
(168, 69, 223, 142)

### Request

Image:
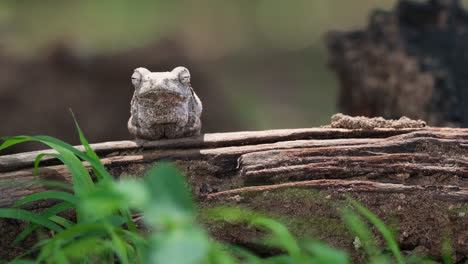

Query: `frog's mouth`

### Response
(136, 89, 191, 107)
(138, 89, 189, 98)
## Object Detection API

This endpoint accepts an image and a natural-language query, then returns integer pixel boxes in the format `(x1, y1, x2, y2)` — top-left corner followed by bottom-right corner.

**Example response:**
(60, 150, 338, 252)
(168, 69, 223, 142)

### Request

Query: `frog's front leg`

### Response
(128, 115, 165, 140)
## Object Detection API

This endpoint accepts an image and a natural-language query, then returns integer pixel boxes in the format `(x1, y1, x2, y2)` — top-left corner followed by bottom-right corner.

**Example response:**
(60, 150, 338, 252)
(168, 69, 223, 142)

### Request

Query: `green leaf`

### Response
(80, 185, 127, 218)
(349, 198, 404, 264)
(0, 208, 63, 232)
(37, 217, 128, 262)
(112, 179, 146, 232)
(143, 163, 195, 228)
(149, 226, 209, 264)
(13, 191, 78, 208)
(302, 239, 349, 264)
(37, 223, 110, 261)
(202, 206, 261, 223)
(61, 237, 108, 262)
(80, 180, 139, 231)
(13, 202, 74, 245)
(252, 217, 301, 261)
(113, 179, 148, 209)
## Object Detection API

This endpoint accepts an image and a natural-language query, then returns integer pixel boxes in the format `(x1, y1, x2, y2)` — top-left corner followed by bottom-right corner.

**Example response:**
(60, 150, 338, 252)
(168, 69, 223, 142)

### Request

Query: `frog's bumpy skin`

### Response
(128, 67, 203, 140)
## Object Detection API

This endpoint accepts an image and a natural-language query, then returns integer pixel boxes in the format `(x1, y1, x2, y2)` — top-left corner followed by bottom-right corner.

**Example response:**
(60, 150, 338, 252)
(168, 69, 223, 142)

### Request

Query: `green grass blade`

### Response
(49, 215, 74, 228)
(107, 226, 129, 264)
(0, 136, 31, 150)
(252, 217, 301, 261)
(69, 110, 98, 162)
(33, 135, 112, 183)
(69, 110, 111, 182)
(13, 191, 78, 208)
(2, 135, 106, 190)
(205, 242, 240, 264)
(442, 233, 453, 264)
(38, 180, 74, 191)
(122, 230, 148, 263)
(120, 208, 137, 232)
(11, 238, 51, 261)
(349, 198, 404, 264)
(1, 136, 95, 197)
(263, 255, 295, 264)
(37, 218, 126, 262)
(13, 202, 74, 245)
(0, 208, 63, 232)
(51, 222, 123, 243)
(33, 153, 59, 179)
(302, 239, 349, 264)
(8, 259, 38, 264)
(43, 141, 94, 197)
(225, 244, 262, 264)
(340, 207, 378, 257)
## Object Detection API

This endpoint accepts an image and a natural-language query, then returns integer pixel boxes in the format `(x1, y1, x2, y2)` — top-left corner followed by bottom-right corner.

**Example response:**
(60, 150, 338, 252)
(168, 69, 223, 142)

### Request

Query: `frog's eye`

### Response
(173, 66, 191, 84)
(131, 67, 150, 88)
(180, 75, 190, 84)
(131, 73, 142, 88)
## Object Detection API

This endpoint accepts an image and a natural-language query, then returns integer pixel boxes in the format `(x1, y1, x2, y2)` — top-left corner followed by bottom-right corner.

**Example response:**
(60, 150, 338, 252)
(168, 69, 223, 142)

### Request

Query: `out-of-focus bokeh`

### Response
(0, 0, 445, 153)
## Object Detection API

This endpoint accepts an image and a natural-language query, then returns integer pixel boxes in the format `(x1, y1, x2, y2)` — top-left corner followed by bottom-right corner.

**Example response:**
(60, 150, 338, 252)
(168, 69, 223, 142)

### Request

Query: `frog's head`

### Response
(131, 67, 192, 100)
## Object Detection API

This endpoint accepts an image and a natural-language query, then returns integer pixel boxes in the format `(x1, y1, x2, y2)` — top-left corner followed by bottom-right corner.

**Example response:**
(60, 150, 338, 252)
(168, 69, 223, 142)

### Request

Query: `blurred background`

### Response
(0, 0, 465, 154)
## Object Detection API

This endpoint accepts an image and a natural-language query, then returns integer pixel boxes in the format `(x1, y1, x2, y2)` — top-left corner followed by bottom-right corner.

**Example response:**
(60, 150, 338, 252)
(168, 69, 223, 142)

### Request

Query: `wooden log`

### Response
(0, 126, 467, 260)
(0, 127, 424, 172)
(202, 180, 468, 261)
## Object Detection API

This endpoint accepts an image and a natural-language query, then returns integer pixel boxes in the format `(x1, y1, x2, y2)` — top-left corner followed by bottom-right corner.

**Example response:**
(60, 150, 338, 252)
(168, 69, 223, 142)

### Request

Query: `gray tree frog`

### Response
(128, 66, 203, 140)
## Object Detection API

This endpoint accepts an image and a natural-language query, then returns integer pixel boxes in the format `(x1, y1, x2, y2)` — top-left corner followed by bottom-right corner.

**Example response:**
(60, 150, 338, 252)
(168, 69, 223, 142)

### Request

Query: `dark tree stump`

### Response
(325, 0, 468, 127)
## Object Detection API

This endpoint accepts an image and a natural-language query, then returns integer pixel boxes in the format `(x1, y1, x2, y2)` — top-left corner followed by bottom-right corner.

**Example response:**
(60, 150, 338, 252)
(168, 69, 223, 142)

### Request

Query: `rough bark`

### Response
(325, 0, 468, 127)
(0, 126, 467, 260)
